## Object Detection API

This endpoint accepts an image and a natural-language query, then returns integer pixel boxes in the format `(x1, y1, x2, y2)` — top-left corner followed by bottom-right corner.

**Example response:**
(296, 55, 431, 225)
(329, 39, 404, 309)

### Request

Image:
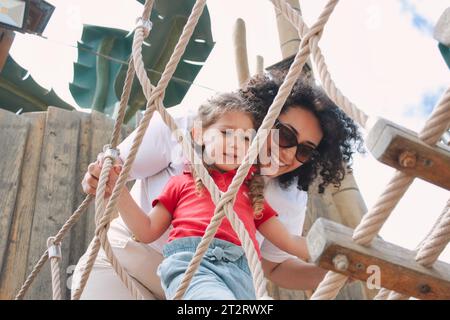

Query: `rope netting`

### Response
(15, 0, 450, 301)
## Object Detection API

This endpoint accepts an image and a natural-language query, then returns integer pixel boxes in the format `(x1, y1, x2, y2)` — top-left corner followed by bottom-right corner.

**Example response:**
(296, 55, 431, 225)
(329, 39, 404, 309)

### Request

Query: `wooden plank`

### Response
(0, 109, 29, 277)
(26, 107, 80, 299)
(366, 117, 450, 190)
(0, 112, 45, 300)
(306, 180, 368, 300)
(84, 111, 114, 249)
(306, 218, 450, 300)
(0, 28, 15, 72)
(67, 111, 91, 298)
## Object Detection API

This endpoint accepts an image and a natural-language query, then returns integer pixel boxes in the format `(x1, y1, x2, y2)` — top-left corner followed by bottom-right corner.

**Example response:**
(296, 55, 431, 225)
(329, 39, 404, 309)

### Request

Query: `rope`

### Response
(418, 87, 450, 145)
(388, 291, 408, 300)
(416, 198, 450, 267)
(310, 272, 348, 300)
(15, 194, 93, 299)
(171, 0, 339, 300)
(270, 0, 369, 129)
(373, 288, 390, 300)
(110, 56, 135, 147)
(311, 85, 450, 299)
(47, 237, 62, 300)
(378, 199, 450, 300)
(72, 0, 157, 300)
(15, 0, 449, 301)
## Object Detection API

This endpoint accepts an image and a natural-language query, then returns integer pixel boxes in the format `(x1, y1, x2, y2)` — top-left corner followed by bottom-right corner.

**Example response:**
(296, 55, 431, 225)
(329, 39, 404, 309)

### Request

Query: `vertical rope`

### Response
(47, 237, 62, 300)
(415, 198, 450, 267)
(15, 195, 94, 300)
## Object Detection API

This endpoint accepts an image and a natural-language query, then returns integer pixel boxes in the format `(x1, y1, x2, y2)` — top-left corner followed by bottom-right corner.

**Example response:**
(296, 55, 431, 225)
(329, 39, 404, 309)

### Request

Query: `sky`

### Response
(8, 0, 450, 263)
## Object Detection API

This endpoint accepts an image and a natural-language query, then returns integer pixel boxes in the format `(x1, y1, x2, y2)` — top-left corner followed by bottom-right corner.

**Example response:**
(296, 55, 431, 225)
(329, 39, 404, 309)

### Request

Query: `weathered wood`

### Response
(26, 107, 80, 299)
(274, 0, 301, 59)
(67, 111, 91, 297)
(366, 117, 450, 190)
(233, 18, 250, 88)
(255, 55, 264, 76)
(84, 111, 114, 249)
(307, 218, 450, 300)
(0, 28, 15, 72)
(332, 170, 367, 229)
(0, 112, 45, 300)
(0, 109, 29, 276)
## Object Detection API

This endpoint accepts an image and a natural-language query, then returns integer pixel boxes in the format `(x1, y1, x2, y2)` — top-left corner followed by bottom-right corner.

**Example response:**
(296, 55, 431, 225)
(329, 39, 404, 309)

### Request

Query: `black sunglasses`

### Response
(274, 119, 319, 163)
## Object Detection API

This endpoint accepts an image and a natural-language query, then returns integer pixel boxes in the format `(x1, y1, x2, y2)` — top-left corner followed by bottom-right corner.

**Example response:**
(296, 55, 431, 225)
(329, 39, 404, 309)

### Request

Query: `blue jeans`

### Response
(157, 237, 256, 300)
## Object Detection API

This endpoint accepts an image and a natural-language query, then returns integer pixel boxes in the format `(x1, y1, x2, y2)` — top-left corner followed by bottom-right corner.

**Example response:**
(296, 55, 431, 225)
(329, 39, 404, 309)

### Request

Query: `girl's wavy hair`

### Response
(240, 74, 365, 193)
(190, 91, 266, 219)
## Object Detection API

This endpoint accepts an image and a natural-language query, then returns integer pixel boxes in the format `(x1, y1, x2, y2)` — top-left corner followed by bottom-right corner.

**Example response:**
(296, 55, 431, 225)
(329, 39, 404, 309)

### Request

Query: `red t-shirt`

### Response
(152, 166, 277, 257)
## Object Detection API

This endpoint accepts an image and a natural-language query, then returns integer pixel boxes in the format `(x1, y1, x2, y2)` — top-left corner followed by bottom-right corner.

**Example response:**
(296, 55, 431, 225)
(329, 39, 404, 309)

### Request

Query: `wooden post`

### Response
(233, 18, 250, 88)
(307, 218, 450, 300)
(256, 55, 264, 76)
(0, 28, 15, 72)
(366, 117, 450, 190)
(274, 0, 301, 59)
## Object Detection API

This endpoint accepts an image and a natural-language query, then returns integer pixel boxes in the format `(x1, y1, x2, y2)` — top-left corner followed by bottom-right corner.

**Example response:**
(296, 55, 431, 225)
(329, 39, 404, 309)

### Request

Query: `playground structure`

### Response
(0, 0, 449, 300)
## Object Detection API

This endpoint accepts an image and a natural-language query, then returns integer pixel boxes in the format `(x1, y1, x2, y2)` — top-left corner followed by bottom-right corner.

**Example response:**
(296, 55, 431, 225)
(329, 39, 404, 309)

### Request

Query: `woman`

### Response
(71, 74, 363, 299)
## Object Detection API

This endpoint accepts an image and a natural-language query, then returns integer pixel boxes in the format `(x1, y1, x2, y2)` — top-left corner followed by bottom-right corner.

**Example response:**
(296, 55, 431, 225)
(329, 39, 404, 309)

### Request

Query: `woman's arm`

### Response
(261, 258, 326, 290)
(117, 186, 172, 244)
(118, 111, 192, 180)
(257, 217, 310, 262)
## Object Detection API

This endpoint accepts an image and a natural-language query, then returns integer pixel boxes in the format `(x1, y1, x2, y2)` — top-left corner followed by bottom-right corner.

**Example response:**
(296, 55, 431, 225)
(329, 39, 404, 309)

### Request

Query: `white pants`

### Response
(71, 218, 165, 300)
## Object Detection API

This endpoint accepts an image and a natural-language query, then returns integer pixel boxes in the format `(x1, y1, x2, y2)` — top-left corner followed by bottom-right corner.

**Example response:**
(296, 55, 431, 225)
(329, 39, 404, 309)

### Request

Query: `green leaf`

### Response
(0, 55, 74, 113)
(438, 43, 450, 70)
(70, 0, 214, 123)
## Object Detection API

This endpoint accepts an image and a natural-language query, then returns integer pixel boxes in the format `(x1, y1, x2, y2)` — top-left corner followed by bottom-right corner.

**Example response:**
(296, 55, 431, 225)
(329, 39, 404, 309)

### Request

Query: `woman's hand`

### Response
(81, 152, 123, 197)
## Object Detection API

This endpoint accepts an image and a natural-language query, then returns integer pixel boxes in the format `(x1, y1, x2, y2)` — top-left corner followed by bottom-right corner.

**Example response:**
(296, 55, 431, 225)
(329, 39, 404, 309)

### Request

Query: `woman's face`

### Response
(260, 106, 323, 178)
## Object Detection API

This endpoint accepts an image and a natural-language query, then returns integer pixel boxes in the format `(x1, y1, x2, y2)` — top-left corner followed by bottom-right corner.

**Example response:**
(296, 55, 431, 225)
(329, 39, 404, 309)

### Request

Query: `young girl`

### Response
(105, 92, 311, 300)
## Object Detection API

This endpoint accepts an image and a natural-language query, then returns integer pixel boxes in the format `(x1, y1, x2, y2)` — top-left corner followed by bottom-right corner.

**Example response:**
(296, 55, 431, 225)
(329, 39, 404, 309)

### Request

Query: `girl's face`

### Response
(196, 110, 255, 172)
(260, 106, 323, 178)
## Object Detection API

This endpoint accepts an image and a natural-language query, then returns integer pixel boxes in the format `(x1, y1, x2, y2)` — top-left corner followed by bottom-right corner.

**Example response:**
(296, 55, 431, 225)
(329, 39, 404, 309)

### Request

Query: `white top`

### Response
(117, 106, 308, 263)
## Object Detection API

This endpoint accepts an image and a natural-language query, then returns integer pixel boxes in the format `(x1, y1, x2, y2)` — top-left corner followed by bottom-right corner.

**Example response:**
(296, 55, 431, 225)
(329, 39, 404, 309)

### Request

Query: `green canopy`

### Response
(70, 0, 214, 123)
(0, 55, 74, 113)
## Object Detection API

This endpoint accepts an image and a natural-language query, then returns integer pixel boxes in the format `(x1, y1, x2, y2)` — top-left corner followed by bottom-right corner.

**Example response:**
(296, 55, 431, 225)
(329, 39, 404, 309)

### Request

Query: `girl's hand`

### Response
(81, 152, 123, 197)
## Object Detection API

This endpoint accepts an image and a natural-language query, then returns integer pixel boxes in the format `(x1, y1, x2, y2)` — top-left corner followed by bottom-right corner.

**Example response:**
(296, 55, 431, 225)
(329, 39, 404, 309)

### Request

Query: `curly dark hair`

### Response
(240, 74, 365, 193)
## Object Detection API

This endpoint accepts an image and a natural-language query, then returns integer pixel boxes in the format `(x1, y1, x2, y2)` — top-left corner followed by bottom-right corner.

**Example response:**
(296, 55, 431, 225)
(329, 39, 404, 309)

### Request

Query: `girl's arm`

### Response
(117, 187, 172, 244)
(257, 217, 310, 262)
(261, 258, 326, 290)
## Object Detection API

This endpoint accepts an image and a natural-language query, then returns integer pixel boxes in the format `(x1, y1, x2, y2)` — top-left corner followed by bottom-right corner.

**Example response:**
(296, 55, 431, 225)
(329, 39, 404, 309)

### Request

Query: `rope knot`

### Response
(135, 17, 153, 38)
(47, 237, 62, 260)
(103, 145, 120, 163)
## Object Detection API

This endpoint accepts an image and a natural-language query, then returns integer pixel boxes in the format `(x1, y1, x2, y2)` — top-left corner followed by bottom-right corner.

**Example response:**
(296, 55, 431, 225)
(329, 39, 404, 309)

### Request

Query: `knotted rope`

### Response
(311, 87, 450, 300)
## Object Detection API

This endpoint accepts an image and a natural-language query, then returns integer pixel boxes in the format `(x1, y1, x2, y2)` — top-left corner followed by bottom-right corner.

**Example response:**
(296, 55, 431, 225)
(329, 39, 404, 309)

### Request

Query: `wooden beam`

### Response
(306, 218, 450, 300)
(0, 109, 29, 276)
(366, 117, 450, 190)
(233, 18, 250, 88)
(0, 28, 15, 72)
